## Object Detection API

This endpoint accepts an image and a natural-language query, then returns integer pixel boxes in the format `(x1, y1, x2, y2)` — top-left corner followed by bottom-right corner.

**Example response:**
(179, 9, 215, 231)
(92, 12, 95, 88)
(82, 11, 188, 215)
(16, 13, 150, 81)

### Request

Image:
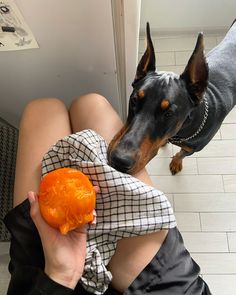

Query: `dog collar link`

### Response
(169, 96, 209, 144)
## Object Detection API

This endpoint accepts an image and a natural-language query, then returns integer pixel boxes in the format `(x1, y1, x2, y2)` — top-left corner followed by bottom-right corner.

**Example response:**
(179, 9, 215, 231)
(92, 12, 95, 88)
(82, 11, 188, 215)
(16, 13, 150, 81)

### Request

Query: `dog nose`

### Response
(109, 152, 135, 173)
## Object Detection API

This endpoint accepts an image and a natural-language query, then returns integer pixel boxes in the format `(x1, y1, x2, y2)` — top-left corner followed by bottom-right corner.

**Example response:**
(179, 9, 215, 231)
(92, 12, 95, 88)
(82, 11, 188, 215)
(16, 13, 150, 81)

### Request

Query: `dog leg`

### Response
(169, 147, 193, 175)
(161, 139, 168, 147)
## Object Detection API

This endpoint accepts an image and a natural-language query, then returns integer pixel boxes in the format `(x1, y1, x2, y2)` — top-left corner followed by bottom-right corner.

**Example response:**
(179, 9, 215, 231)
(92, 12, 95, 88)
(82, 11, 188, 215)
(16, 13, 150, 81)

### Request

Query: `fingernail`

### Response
(91, 211, 97, 225)
(28, 192, 36, 204)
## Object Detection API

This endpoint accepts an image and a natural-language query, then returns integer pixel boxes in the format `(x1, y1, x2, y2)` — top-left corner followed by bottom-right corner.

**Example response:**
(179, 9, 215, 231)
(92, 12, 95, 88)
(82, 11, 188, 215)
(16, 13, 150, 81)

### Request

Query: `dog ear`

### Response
(180, 33, 208, 103)
(133, 22, 156, 84)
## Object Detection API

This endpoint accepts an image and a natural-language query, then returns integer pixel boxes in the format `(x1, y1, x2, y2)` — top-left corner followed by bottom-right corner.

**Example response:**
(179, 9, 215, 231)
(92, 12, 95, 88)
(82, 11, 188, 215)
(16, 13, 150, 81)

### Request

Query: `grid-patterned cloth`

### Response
(41, 129, 176, 294)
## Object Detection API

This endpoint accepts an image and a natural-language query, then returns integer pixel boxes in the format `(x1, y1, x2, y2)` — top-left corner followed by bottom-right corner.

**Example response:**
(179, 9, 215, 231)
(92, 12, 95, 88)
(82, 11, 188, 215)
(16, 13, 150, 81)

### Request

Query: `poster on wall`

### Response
(0, 0, 39, 51)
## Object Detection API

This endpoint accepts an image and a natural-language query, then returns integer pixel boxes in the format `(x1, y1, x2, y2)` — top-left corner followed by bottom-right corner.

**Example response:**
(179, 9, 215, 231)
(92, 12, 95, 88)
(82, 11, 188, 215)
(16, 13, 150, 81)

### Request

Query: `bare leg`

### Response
(13, 98, 71, 207)
(69, 93, 153, 185)
(69, 93, 123, 144)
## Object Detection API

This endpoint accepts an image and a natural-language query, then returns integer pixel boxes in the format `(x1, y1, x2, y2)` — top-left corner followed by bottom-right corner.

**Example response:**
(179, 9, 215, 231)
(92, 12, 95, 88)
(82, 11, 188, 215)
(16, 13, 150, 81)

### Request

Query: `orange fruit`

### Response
(38, 168, 96, 234)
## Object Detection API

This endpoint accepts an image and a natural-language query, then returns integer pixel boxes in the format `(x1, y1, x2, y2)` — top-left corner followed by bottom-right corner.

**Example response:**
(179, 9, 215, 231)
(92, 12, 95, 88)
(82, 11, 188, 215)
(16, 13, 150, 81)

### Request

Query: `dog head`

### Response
(108, 23, 208, 174)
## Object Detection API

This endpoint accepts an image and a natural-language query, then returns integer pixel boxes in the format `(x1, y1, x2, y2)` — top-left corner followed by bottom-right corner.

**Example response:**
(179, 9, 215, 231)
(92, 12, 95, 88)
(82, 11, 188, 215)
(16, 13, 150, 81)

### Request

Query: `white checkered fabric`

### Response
(41, 129, 176, 294)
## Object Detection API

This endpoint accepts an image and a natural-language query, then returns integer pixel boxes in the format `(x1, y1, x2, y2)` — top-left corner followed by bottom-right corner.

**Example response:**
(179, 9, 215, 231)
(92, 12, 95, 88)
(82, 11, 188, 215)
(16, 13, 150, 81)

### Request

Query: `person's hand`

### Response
(28, 191, 88, 289)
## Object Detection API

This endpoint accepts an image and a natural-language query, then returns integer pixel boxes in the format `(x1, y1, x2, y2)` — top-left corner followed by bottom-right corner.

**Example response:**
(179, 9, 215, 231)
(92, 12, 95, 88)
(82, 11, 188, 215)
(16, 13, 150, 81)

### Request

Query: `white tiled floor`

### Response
(142, 32, 236, 294)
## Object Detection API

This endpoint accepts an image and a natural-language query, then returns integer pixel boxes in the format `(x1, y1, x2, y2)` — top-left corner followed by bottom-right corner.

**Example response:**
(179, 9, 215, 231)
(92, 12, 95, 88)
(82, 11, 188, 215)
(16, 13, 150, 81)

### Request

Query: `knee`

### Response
(69, 93, 111, 114)
(23, 97, 66, 116)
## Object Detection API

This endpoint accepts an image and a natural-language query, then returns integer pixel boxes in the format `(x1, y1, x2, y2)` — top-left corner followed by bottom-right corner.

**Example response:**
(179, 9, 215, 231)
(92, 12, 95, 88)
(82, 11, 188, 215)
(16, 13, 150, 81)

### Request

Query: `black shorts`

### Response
(4, 199, 212, 295)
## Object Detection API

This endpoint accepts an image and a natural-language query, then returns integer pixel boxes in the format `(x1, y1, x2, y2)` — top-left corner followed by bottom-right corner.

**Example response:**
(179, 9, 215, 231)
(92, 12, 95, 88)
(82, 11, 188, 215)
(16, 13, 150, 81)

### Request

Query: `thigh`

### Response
(69, 93, 123, 145)
(14, 98, 71, 207)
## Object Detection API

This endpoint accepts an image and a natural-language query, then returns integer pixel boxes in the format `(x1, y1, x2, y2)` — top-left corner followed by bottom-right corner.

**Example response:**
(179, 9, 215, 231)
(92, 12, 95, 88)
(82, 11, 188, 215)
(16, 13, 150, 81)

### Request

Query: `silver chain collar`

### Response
(169, 96, 209, 144)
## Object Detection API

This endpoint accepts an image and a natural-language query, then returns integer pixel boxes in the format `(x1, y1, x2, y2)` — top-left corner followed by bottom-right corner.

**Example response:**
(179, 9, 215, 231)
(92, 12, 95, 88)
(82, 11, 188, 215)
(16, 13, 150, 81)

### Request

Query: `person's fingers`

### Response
(28, 191, 40, 221)
(90, 210, 97, 225)
(28, 191, 52, 237)
(93, 186, 100, 193)
(73, 224, 88, 234)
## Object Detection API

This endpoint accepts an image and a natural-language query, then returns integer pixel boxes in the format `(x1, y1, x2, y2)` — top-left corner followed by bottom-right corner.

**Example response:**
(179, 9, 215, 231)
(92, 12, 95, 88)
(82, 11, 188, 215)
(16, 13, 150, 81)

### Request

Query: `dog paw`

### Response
(169, 157, 183, 175)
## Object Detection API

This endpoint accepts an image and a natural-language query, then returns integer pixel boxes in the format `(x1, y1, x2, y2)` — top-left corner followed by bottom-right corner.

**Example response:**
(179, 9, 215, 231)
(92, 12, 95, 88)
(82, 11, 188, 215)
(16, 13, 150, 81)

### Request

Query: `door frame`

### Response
(111, 0, 141, 121)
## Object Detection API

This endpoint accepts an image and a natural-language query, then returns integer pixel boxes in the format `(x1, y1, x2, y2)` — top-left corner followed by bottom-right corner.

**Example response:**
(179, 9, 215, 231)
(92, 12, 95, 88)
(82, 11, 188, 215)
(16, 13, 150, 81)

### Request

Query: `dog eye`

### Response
(130, 95, 137, 105)
(129, 94, 138, 112)
(130, 93, 138, 104)
(164, 110, 173, 118)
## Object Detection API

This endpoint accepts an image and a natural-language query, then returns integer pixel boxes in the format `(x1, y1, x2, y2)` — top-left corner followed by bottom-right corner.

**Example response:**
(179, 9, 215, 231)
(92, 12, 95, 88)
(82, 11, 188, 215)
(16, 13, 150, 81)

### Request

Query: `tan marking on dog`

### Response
(138, 90, 145, 99)
(161, 99, 170, 110)
(169, 155, 183, 175)
(178, 144, 193, 153)
(130, 136, 169, 174)
(130, 136, 154, 174)
(170, 147, 193, 175)
(107, 124, 129, 157)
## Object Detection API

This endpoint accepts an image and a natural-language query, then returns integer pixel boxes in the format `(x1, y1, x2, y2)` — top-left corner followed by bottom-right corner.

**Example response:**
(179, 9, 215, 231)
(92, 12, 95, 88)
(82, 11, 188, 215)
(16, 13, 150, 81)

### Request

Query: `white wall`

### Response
(140, 0, 236, 32)
(0, 0, 120, 127)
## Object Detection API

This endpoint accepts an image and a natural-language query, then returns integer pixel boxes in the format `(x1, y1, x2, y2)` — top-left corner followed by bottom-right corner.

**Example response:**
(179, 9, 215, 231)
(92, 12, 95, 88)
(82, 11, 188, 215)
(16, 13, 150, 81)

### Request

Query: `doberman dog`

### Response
(108, 21, 236, 175)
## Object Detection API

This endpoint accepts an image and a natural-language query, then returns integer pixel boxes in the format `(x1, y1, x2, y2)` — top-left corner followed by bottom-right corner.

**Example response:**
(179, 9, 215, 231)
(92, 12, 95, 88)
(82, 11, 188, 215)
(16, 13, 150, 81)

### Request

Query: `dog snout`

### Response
(109, 151, 135, 173)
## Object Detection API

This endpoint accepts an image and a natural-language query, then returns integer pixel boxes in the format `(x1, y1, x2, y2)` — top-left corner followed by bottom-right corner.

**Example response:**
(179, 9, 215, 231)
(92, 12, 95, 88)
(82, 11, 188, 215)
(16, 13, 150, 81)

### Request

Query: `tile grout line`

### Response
(199, 212, 203, 232)
(222, 174, 226, 193)
(226, 232, 231, 253)
(196, 157, 200, 175)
